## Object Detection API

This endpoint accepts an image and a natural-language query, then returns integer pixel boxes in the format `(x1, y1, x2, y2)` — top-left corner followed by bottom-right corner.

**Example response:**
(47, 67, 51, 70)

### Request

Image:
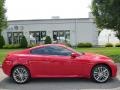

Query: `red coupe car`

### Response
(2, 44, 117, 84)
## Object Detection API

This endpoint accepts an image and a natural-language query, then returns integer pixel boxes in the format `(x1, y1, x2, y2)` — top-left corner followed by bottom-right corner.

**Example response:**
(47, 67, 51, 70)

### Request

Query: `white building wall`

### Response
(2, 18, 98, 46)
(76, 22, 98, 45)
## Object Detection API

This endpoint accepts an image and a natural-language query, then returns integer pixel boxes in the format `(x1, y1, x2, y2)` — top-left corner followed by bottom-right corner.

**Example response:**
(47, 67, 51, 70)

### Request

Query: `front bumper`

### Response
(111, 63, 117, 77)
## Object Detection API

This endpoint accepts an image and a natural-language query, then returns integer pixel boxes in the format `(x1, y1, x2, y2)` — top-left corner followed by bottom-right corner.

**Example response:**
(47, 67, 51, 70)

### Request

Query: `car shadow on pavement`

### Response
(0, 77, 120, 90)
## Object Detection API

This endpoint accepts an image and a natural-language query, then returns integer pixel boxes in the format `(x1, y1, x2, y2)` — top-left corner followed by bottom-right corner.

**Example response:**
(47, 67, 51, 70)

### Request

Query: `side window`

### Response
(30, 47, 49, 55)
(31, 46, 72, 56)
(48, 46, 72, 56)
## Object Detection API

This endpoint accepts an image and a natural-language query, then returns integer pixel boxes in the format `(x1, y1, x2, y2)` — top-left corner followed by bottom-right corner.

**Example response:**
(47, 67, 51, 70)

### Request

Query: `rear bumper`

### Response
(2, 60, 13, 76)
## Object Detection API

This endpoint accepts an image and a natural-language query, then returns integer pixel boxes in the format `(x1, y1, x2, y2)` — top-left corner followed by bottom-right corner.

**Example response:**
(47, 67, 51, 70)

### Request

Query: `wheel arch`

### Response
(10, 64, 31, 77)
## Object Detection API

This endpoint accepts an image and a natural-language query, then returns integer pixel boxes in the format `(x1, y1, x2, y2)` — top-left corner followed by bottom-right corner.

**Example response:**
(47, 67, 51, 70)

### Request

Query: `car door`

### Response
(44, 46, 83, 76)
(28, 46, 56, 77)
(46, 54, 83, 76)
(29, 45, 83, 77)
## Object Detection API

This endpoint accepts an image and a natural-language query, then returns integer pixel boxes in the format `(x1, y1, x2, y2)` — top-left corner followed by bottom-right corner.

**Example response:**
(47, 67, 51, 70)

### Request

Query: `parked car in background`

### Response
(2, 44, 117, 84)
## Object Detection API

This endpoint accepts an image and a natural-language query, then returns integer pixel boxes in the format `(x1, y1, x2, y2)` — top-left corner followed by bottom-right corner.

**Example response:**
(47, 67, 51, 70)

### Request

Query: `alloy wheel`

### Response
(12, 66, 30, 84)
(92, 65, 110, 83)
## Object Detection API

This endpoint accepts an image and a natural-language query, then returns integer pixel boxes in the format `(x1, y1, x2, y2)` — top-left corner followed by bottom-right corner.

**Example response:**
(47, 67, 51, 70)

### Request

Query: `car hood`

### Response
(81, 52, 111, 61)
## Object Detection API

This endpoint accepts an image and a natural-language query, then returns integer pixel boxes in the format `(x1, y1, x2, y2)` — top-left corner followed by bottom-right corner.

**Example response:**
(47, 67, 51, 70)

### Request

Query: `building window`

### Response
(7, 32, 23, 44)
(53, 30, 70, 43)
(29, 31, 46, 44)
(7, 32, 12, 44)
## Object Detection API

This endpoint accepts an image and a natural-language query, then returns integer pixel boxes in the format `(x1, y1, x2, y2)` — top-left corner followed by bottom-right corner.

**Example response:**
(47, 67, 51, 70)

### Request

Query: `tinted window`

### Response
(30, 47, 49, 55)
(31, 46, 72, 56)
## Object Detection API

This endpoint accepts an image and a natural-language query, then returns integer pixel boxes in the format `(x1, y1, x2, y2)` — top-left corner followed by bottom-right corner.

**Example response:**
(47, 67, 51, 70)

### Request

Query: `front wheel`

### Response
(11, 66, 30, 84)
(91, 65, 111, 83)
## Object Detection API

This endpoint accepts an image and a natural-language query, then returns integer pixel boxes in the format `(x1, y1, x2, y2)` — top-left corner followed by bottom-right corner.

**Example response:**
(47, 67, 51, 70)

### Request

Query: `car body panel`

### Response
(2, 44, 117, 79)
(28, 54, 84, 77)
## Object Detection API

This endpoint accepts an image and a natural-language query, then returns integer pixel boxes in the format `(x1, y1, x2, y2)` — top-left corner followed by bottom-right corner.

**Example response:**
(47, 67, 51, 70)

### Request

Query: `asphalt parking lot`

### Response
(0, 64, 120, 90)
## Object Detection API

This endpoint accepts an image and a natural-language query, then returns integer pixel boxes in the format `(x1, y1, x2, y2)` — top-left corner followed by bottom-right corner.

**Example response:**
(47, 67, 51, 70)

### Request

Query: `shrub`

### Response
(105, 43, 113, 47)
(77, 42, 92, 48)
(115, 43, 120, 47)
(20, 35, 28, 48)
(84, 43, 93, 47)
(0, 35, 5, 48)
(3, 44, 10, 49)
(45, 36, 52, 44)
(3, 44, 20, 49)
(77, 43, 85, 48)
(27, 44, 38, 48)
(13, 44, 20, 48)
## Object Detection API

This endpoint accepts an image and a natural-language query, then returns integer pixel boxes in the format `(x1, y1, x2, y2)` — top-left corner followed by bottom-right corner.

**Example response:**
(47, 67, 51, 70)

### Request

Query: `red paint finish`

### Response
(2, 44, 117, 79)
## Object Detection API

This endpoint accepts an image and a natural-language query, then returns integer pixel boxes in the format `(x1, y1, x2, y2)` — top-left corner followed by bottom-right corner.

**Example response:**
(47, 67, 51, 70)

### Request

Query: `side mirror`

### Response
(71, 53, 78, 58)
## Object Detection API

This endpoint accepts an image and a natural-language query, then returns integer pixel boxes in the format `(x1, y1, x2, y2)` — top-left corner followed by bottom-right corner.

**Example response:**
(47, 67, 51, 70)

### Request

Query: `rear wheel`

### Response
(91, 65, 111, 83)
(11, 66, 30, 84)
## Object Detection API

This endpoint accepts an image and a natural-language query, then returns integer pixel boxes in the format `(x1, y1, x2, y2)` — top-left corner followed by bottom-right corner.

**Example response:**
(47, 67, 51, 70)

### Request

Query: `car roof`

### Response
(30, 44, 66, 50)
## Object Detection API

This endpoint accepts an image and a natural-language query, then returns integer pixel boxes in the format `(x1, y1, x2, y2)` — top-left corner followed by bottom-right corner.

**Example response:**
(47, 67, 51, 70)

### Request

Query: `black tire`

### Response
(91, 64, 111, 83)
(11, 66, 30, 84)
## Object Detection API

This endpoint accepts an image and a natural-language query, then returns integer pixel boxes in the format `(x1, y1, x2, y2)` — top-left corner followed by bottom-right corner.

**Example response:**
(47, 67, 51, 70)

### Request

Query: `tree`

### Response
(91, 0, 120, 40)
(0, 0, 7, 48)
(20, 36, 28, 48)
(45, 36, 52, 44)
(0, 35, 5, 48)
(0, 0, 7, 36)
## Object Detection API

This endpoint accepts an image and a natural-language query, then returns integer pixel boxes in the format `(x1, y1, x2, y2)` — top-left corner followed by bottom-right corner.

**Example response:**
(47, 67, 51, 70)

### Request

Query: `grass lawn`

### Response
(0, 47, 120, 64)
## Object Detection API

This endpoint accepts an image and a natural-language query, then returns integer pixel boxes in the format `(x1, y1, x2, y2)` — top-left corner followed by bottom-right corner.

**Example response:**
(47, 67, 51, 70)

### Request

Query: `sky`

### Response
(5, 0, 92, 20)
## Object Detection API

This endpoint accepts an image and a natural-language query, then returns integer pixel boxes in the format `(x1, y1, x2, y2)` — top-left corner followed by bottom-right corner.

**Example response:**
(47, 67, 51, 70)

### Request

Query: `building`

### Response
(2, 17, 98, 46)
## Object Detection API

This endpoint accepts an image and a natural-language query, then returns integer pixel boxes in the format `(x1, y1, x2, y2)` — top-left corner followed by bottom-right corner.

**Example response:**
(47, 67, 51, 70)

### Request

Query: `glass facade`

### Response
(53, 30, 70, 43)
(7, 30, 70, 45)
(7, 32, 23, 44)
(29, 31, 46, 44)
